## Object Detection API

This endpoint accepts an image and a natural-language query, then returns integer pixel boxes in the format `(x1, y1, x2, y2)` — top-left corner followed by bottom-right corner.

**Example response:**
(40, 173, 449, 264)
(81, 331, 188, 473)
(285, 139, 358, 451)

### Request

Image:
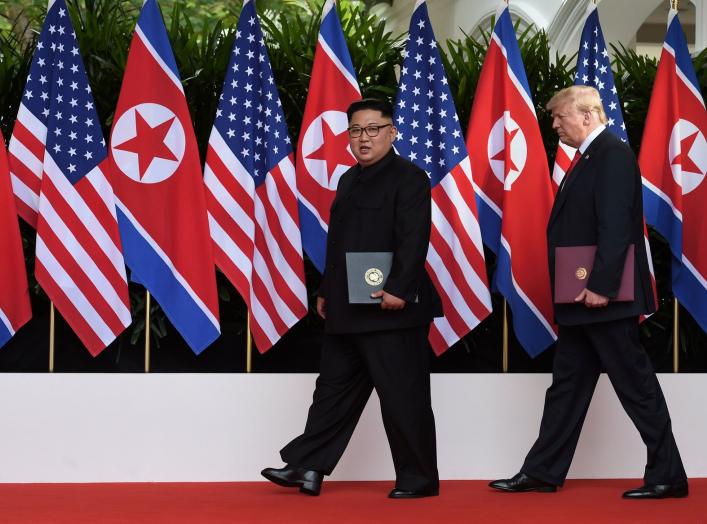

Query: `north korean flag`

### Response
(0, 130, 31, 348)
(639, 8, 707, 332)
(466, 4, 556, 356)
(107, 0, 220, 353)
(296, 0, 361, 273)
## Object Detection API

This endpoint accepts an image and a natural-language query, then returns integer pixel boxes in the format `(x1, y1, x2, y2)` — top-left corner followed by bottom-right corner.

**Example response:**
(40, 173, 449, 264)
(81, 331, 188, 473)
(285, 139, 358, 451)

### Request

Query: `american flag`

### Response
(554, 3, 657, 313)
(552, 3, 627, 186)
(393, 0, 492, 355)
(8, 0, 131, 355)
(204, 0, 307, 353)
(296, 0, 360, 274)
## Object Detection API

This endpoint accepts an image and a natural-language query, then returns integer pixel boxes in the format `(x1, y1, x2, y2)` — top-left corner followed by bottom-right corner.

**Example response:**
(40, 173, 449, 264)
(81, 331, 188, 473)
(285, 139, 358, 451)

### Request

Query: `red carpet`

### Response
(0, 480, 704, 523)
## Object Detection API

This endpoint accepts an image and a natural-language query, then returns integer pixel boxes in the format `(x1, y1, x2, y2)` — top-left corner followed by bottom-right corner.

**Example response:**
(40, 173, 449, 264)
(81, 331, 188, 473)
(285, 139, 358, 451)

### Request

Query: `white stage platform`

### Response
(0, 373, 704, 482)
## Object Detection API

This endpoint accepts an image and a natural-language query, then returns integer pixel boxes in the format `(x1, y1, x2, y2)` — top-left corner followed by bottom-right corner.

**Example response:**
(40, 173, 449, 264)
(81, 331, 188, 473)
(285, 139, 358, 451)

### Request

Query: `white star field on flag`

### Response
(394, 15, 466, 185)
(574, 11, 628, 142)
(212, 14, 292, 186)
(23, 5, 107, 182)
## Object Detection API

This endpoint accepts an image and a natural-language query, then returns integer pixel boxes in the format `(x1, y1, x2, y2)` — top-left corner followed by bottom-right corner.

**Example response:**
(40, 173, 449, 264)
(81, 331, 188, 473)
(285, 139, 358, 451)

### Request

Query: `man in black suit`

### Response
(490, 86, 688, 499)
(262, 98, 442, 498)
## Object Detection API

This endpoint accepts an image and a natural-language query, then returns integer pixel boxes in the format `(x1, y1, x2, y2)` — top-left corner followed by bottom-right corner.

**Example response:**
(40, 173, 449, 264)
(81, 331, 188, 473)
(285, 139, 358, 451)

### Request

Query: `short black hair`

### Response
(346, 98, 394, 122)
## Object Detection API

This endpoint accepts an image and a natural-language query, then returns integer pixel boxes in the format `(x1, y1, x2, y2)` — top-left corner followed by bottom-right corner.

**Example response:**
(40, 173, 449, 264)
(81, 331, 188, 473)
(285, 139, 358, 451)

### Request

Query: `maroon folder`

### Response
(554, 245, 634, 303)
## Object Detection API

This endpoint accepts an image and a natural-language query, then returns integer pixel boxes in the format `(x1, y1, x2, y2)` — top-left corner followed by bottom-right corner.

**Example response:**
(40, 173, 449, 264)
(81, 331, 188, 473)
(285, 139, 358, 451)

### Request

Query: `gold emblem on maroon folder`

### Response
(555, 245, 634, 304)
(365, 268, 384, 286)
(575, 267, 588, 280)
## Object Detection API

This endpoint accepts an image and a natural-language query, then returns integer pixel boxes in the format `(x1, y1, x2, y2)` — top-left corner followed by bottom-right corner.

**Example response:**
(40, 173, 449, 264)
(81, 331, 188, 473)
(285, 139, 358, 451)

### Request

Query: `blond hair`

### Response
(546, 85, 607, 124)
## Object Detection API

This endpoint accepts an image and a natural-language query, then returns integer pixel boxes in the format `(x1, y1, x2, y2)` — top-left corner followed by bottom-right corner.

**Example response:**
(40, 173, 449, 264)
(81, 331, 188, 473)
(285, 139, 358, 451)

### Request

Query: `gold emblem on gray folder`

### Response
(575, 267, 588, 280)
(364, 268, 384, 286)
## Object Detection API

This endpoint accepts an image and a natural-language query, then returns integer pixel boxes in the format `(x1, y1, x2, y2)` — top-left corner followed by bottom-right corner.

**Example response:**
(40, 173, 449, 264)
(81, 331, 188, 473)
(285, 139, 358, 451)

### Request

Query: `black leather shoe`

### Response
(388, 487, 439, 499)
(622, 481, 688, 499)
(261, 466, 323, 496)
(489, 473, 557, 493)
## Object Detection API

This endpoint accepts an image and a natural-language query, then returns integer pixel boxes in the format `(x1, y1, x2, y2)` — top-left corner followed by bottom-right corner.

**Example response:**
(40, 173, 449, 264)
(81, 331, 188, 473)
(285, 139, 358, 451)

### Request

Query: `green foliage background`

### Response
(1, 0, 705, 368)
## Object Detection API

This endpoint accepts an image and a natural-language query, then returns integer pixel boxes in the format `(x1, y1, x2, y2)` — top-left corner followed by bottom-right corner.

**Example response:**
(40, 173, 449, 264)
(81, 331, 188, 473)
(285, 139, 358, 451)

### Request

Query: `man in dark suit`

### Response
(262, 98, 442, 498)
(490, 86, 688, 499)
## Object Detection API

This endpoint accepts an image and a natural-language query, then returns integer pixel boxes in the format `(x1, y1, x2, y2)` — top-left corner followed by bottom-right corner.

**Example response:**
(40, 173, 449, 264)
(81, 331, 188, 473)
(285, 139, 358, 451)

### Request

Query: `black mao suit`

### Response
(520, 129, 686, 486)
(280, 149, 442, 492)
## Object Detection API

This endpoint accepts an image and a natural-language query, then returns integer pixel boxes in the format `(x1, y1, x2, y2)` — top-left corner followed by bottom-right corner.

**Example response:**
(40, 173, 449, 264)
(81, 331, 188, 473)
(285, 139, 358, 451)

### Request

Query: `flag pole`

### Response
(669, 0, 681, 372)
(49, 302, 55, 372)
(246, 314, 253, 373)
(502, 299, 509, 372)
(145, 291, 151, 373)
(673, 298, 679, 373)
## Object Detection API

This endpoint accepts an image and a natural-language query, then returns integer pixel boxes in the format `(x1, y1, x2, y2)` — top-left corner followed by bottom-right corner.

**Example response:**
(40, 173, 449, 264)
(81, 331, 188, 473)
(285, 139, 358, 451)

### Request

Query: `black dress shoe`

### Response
(388, 487, 439, 499)
(261, 466, 323, 496)
(622, 481, 689, 499)
(489, 473, 557, 493)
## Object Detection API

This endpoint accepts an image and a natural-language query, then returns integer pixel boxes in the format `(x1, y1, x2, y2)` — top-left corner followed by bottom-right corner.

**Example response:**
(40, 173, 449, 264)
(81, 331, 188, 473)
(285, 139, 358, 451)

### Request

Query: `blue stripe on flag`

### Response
(495, 246, 557, 357)
(674, 260, 707, 333)
(642, 186, 683, 263)
(494, 8, 533, 101)
(643, 186, 707, 332)
(0, 320, 12, 349)
(137, 0, 181, 82)
(667, 16, 701, 94)
(319, 4, 357, 80)
(476, 195, 502, 257)
(298, 201, 327, 274)
(117, 209, 219, 354)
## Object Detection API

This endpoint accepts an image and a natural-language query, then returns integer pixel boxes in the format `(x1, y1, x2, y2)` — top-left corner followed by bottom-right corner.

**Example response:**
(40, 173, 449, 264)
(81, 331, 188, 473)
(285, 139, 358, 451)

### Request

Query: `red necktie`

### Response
(560, 150, 582, 192)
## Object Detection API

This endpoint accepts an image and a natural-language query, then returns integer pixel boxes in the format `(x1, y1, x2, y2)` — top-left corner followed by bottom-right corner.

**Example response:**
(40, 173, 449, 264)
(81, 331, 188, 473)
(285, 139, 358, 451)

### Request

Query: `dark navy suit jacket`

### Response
(547, 129, 656, 326)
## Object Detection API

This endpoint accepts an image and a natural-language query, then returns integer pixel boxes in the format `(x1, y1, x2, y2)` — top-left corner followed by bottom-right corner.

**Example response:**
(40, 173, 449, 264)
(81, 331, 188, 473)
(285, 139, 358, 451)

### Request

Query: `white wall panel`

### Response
(0, 373, 703, 482)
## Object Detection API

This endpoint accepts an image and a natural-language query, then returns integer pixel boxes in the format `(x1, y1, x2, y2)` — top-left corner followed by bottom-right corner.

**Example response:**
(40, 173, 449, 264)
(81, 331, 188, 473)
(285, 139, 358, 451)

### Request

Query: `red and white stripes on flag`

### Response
(8, 105, 42, 228)
(8, 0, 131, 355)
(204, 0, 307, 353)
(552, 142, 576, 188)
(34, 156, 131, 353)
(426, 159, 494, 353)
(393, 1, 492, 354)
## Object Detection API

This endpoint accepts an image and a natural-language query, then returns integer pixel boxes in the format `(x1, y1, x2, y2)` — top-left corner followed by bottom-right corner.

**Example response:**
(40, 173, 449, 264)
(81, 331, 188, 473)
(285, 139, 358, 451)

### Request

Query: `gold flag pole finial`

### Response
(144, 291, 151, 373)
(671, 0, 679, 10)
(246, 314, 253, 373)
(49, 302, 55, 372)
(502, 300, 509, 373)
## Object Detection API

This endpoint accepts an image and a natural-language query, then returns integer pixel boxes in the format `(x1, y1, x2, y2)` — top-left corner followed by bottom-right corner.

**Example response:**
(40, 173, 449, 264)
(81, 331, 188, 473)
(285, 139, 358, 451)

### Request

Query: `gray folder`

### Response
(345, 252, 393, 304)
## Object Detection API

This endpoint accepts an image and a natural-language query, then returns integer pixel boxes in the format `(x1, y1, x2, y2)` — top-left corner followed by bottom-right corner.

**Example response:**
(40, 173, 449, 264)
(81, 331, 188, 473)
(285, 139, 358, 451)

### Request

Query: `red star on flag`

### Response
(306, 118, 354, 183)
(114, 110, 178, 179)
(671, 131, 703, 174)
(491, 126, 520, 175)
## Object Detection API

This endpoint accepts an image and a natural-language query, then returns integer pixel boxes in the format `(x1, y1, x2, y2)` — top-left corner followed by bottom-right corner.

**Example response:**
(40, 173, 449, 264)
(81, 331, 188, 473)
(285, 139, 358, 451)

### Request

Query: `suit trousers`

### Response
(521, 316, 686, 486)
(280, 326, 438, 491)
